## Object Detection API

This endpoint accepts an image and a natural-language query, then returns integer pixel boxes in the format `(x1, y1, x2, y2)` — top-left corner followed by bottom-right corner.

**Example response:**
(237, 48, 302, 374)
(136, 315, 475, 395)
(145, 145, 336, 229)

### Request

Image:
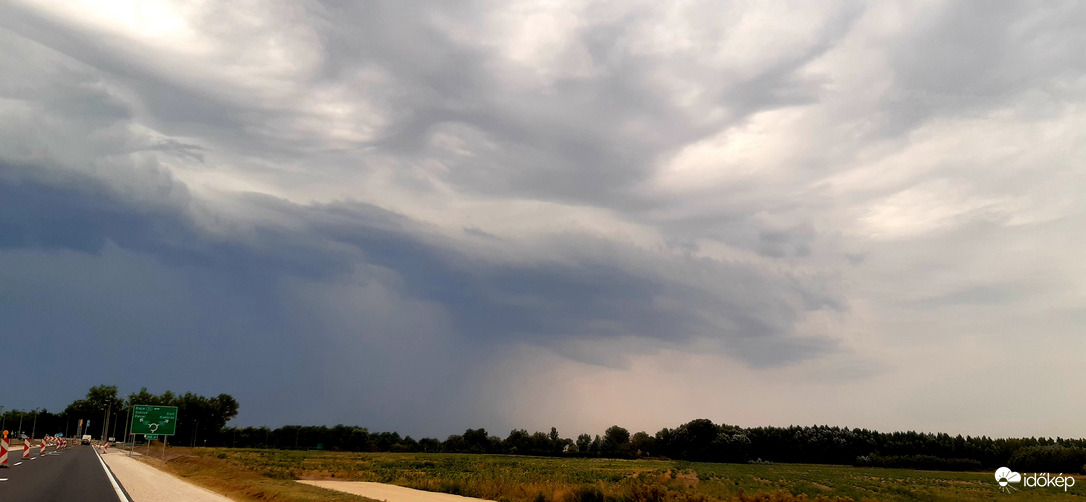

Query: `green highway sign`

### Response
(146, 434, 159, 440)
(130, 405, 178, 436)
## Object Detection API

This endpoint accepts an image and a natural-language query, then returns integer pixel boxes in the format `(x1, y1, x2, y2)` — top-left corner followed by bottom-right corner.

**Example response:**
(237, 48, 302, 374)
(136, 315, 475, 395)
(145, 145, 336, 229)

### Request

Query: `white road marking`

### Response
(14, 461, 22, 466)
(94, 448, 129, 501)
(0, 478, 8, 481)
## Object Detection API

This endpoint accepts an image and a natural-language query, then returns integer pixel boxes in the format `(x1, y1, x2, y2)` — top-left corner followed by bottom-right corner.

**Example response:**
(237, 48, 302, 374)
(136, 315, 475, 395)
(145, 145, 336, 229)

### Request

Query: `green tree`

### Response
(631, 431, 655, 456)
(504, 428, 530, 453)
(210, 394, 239, 429)
(602, 425, 631, 457)
(576, 433, 593, 455)
(127, 387, 158, 407)
(64, 385, 124, 438)
(463, 428, 490, 453)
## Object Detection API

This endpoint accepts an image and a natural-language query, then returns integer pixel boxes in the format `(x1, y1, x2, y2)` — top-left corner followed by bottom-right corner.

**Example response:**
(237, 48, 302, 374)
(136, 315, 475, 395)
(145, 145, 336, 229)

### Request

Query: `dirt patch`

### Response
(300, 480, 495, 502)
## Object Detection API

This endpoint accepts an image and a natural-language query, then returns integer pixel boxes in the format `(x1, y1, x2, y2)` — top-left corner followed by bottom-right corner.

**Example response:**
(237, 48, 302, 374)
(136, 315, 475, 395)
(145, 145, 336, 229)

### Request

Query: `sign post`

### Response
(129, 405, 178, 461)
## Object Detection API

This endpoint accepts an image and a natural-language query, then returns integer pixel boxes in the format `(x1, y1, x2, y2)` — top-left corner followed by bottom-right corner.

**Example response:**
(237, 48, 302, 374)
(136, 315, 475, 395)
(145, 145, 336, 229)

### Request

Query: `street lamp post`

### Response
(31, 409, 38, 440)
(102, 403, 111, 441)
(123, 396, 133, 456)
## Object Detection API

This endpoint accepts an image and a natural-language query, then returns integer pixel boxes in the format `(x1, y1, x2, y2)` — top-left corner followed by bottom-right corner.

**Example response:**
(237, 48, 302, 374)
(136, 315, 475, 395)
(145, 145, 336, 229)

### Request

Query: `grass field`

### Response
(152, 448, 1085, 502)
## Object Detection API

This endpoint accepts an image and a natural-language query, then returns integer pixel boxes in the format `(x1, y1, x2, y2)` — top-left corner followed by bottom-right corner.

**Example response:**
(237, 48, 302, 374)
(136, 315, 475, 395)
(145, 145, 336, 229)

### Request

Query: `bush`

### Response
(854, 454, 982, 471)
(1008, 445, 1086, 473)
(565, 486, 606, 502)
(734, 489, 860, 502)
(623, 484, 666, 502)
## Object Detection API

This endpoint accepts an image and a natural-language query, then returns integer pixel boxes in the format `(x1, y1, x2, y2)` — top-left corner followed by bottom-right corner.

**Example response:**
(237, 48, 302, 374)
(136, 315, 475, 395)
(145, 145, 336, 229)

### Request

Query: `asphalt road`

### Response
(0, 443, 130, 502)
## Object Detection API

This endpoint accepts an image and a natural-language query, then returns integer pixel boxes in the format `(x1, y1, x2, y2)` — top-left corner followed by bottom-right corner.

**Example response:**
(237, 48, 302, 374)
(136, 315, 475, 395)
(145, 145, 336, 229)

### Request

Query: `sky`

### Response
(1, 1, 1084, 440)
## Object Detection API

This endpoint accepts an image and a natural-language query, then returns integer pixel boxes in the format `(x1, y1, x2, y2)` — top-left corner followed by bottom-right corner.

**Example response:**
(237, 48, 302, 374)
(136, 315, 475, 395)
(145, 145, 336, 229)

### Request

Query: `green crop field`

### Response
(157, 449, 1085, 502)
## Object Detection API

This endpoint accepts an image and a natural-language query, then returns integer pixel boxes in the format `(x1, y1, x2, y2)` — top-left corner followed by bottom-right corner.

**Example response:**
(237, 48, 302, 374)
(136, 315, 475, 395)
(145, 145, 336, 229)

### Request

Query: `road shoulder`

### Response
(101, 452, 233, 502)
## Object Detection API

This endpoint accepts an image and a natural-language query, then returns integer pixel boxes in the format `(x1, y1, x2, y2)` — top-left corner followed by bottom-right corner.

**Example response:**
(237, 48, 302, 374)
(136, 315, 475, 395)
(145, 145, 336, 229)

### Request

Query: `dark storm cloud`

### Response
(19, 0, 1079, 435)
(1, 0, 859, 259)
(0, 0, 860, 434)
(1, 159, 838, 357)
(0, 158, 839, 430)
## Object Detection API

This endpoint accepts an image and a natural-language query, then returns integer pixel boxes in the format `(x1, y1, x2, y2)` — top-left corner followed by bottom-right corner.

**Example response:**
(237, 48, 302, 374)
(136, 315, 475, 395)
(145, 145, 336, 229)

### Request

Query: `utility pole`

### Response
(18, 411, 24, 436)
(31, 409, 38, 440)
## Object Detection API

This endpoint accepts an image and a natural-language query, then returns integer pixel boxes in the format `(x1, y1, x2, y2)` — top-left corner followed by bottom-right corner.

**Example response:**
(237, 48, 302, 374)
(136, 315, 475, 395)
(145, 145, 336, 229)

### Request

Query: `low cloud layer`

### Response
(2, 1, 1084, 437)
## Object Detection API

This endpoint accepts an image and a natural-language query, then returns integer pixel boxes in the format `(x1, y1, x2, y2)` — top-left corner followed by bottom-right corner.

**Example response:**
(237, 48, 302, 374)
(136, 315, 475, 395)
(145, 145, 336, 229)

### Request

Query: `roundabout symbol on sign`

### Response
(138, 418, 170, 434)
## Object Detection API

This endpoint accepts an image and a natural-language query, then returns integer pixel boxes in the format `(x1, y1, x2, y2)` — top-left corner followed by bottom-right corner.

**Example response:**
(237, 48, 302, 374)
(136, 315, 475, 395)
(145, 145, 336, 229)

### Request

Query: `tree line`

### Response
(222, 419, 1086, 474)
(1, 385, 237, 446)
(5, 387, 1084, 474)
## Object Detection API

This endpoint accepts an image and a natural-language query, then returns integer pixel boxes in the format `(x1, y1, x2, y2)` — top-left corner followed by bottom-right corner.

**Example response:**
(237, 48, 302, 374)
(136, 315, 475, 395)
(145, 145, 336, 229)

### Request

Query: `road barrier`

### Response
(23, 438, 30, 459)
(40, 438, 46, 454)
(1, 430, 8, 467)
